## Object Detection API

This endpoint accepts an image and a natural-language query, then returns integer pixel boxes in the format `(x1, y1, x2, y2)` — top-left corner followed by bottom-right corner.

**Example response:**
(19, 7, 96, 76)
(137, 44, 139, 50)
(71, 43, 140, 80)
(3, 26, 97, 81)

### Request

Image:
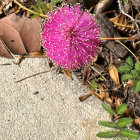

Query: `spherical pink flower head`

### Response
(41, 4, 100, 70)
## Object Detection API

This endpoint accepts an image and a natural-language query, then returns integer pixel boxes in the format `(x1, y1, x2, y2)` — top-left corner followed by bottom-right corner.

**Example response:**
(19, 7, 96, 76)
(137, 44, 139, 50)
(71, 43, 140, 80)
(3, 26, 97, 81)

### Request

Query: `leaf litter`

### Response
(0, 0, 140, 137)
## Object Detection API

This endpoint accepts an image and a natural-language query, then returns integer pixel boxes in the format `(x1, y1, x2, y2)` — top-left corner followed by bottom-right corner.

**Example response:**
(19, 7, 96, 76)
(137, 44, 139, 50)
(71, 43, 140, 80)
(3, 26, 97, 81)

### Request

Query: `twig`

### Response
(100, 37, 137, 40)
(116, 40, 140, 64)
(13, 0, 48, 18)
(117, 0, 140, 33)
(90, 66, 107, 81)
(15, 69, 51, 83)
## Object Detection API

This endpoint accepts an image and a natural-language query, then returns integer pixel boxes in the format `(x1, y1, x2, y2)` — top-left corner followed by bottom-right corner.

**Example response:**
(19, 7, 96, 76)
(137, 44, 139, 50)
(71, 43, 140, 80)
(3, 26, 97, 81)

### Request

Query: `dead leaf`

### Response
(109, 65, 120, 85)
(0, 13, 42, 59)
(98, 84, 109, 99)
(0, 39, 13, 58)
(79, 94, 92, 102)
(63, 69, 72, 79)
(88, 90, 104, 100)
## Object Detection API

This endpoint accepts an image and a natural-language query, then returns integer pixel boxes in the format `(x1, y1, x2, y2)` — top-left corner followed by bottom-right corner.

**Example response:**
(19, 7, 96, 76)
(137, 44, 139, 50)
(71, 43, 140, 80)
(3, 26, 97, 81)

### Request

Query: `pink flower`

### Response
(41, 4, 100, 70)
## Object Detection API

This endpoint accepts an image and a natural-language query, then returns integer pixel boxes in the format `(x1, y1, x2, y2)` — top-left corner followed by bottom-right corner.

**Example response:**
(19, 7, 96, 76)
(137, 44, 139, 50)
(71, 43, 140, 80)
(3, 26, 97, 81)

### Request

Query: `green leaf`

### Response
(37, 0, 47, 13)
(135, 61, 140, 72)
(131, 70, 138, 78)
(96, 130, 118, 138)
(99, 121, 116, 128)
(49, 0, 58, 10)
(31, 5, 39, 12)
(125, 56, 133, 68)
(118, 117, 133, 128)
(90, 80, 98, 91)
(116, 104, 128, 115)
(30, 13, 41, 19)
(133, 80, 140, 93)
(102, 103, 115, 115)
(121, 73, 133, 81)
(123, 0, 128, 2)
(120, 129, 139, 139)
(118, 66, 131, 73)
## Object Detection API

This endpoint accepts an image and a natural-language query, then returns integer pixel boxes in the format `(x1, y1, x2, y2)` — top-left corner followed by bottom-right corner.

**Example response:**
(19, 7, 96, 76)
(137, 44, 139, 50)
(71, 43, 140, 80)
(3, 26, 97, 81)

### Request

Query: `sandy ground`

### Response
(0, 57, 111, 140)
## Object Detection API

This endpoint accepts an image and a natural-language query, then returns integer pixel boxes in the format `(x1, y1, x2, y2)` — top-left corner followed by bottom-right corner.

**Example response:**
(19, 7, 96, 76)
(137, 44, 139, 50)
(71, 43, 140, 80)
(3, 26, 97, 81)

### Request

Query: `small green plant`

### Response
(28, 0, 62, 18)
(118, 56, 140, 93)
(96, 103, 139, 139)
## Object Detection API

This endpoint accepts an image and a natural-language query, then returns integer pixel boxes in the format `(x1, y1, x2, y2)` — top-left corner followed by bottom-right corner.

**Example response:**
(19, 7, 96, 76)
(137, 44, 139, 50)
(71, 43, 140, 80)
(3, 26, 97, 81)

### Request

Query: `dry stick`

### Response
(117, 0, 140, 33)
(15, 69, 51, 83)
(100, 37, 137, 40)
(14, 0, 48, 18)
(116, 40, 140, 64)
(113, 22, 133, 29)
(90, 66, 107, 81)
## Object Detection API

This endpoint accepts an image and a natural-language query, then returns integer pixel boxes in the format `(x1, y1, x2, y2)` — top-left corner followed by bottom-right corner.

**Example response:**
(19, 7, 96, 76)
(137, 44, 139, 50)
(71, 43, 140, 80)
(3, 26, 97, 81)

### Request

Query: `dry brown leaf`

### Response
(109, 65, 120, 85)
(63, 69, 72, 79)
(0, 39, 13, 58)
(88, 90, 103, 100)
(134, 118, 140, 126)
(79, 94, 92, 102)
(98, 84, 109, 99)
(0, 13, 42, 59)
(117, 14, 127, 31)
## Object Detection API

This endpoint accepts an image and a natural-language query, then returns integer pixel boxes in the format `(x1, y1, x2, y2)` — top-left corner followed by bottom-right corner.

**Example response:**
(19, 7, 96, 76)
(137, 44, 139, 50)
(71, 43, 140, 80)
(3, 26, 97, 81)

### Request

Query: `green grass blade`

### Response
(120, 129, 139, 139)
(118, 117, 133, 128)
(96, 130, 118, 138)
(116, 104, 128, 115)
(102, 103, 115, 115)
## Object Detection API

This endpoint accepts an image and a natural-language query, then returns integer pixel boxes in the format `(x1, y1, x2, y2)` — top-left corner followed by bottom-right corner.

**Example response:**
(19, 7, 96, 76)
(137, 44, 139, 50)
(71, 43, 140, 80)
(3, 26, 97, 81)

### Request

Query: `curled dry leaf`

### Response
(98, 84, 109, 99)
(0, 13, 42, 59)
(109, 65, 120, 85)
(63, 69, 72, 79)
(79, 94, 92, 102)
(88, 90, 104, 100)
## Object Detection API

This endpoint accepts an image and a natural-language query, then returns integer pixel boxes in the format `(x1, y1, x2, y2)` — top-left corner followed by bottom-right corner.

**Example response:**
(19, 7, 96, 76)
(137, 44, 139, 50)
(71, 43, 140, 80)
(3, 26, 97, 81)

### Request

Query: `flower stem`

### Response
(13, 0, 48, 18)
(100, 37, 137, 40)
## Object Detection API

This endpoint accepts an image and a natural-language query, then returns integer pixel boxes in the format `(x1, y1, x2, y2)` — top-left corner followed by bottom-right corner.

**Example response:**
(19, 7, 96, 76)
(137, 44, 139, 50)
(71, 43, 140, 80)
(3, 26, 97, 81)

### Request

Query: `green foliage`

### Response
(96, 103, 139, 139)
(98, 121, 116, 128)
(102, 103, 115, 115)
(118, 117, 133, 128)
(123, 0, 129, 2)
(28, 0, 62, 18)
(96, 130, 118, 138)
(116, 104, 128, 115)
(120, 129, 139, 139)
(90, 80, 98, 91)
(125, 56, 133, 68)
(133, 80, 140, 93)
(49, 0, 62, 10)
(118, 56, 140, 93)
(28, 0, 48, 18)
